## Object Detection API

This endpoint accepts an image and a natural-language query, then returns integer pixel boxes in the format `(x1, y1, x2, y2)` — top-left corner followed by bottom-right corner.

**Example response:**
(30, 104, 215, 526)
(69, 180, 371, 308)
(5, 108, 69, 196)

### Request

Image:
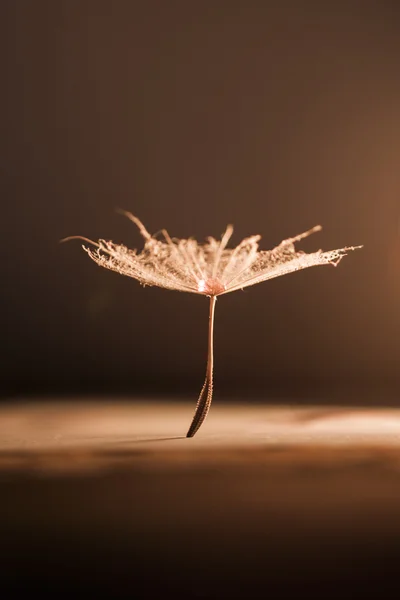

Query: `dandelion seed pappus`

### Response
(61, 210, 362, 437)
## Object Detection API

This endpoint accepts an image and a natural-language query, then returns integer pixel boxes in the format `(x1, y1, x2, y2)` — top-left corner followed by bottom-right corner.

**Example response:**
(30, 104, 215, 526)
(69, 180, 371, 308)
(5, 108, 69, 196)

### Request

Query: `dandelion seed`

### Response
(61, 211, 362, 438)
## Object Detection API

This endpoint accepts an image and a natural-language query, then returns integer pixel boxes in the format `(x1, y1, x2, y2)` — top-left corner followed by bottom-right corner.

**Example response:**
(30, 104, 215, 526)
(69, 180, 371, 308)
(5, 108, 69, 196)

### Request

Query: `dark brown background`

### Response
(2, 0, 400, 399)
(3, 3, 400, 597)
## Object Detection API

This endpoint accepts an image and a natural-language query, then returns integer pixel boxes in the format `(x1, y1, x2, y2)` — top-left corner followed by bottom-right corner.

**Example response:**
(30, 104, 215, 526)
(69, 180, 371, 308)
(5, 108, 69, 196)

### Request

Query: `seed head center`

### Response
(197, 278, 225, 296)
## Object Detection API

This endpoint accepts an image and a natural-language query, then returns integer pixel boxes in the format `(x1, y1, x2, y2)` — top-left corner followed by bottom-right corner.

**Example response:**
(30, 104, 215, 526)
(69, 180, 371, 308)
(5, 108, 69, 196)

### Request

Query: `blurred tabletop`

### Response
(2, 399, 400, 598)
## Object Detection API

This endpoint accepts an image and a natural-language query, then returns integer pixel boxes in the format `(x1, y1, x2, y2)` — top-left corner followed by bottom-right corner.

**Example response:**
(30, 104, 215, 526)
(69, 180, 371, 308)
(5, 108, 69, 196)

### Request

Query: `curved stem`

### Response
(186, 296, 216, 438)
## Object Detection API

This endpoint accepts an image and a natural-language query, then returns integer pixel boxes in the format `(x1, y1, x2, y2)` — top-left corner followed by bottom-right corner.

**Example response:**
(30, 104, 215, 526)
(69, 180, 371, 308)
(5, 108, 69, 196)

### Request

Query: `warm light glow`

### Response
(197, 278, 225, 295)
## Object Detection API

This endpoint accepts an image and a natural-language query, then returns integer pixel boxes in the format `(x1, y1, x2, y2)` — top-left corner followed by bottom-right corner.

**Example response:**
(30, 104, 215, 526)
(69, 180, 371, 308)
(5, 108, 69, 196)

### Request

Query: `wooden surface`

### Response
(3, 399, 400, 463)
(2, 399, 400, 598)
